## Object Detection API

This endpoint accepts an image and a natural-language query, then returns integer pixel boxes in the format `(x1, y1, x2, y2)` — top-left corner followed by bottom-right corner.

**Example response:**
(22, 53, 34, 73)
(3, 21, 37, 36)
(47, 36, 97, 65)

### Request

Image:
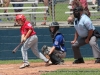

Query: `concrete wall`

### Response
(0, 26, 100, 60)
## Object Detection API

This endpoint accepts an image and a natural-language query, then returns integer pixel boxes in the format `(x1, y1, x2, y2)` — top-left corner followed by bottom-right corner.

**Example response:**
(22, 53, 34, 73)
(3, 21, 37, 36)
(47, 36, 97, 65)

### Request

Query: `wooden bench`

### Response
(0, 1, 48, 26)
(65, 10, 98, 14)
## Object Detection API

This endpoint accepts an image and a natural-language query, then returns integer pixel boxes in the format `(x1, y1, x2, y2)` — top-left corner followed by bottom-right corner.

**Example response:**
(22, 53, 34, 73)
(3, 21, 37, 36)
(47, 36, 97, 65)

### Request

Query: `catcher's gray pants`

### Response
(21, 35, 49, 63)
(48, 47, 66, 58)
(72, 36, 100, 59)
(54, 50, 66, 58)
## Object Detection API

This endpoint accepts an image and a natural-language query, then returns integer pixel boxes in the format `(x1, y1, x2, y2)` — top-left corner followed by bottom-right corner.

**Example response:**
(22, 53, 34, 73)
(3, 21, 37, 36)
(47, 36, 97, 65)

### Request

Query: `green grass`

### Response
(0, 57, 94, 64)
(0, 59, 43, 64)
(40, 57, 98, 75)
(0, 57, 99, 75)
(41, 69, 100, 75)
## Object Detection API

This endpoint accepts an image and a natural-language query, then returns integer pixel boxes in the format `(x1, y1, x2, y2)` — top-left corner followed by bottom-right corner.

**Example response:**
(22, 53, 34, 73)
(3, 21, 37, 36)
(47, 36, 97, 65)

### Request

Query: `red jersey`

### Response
(79, 0, 90, 17)
(20, 21, 36, 38)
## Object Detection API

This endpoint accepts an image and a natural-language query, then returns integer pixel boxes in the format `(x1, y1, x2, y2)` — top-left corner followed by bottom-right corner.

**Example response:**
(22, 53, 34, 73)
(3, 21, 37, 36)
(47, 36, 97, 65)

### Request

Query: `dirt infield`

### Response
(0, 60, 100, 75)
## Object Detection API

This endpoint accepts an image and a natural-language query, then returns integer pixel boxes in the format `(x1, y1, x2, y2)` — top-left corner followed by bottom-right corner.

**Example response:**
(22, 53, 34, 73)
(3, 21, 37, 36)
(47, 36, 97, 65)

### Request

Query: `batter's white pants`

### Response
(21, 35, 49, 63)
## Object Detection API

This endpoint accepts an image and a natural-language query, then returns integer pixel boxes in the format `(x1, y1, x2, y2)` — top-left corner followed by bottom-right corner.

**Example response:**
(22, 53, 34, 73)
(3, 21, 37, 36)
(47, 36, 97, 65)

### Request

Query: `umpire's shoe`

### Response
(73, 58, 84, 64)
(95, 58, 100, 63)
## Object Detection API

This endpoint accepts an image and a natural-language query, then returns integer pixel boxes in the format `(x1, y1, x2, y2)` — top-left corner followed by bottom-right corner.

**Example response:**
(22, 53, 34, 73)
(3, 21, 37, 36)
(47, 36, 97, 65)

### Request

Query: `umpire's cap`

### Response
(73, 6, 83, 12)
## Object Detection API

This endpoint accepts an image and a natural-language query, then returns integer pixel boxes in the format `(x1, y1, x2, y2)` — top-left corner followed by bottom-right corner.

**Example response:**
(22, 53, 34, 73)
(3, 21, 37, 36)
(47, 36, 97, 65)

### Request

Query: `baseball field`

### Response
(0, 58, 100, 75)
(0, 1, 100, 75)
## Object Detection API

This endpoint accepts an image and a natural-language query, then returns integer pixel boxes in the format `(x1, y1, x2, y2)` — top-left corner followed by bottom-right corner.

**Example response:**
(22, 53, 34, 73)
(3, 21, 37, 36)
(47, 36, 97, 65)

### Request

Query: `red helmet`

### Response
(16, 14, 26, 22)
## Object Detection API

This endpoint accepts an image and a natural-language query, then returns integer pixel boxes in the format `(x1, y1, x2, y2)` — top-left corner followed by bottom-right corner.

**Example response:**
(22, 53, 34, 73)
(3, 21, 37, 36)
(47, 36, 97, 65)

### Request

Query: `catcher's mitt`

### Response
(41, 45, 50, 59)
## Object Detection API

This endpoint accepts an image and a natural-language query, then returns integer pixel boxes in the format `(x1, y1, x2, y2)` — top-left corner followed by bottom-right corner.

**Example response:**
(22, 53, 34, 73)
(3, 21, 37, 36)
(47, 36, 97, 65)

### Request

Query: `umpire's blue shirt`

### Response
(74, 14, 95, 37)
(53, 34, 66, 52)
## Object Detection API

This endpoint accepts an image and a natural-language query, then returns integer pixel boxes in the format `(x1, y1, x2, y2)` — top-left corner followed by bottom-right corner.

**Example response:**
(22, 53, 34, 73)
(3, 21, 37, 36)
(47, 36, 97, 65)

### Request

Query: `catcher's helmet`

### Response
(49, 22, 59, 34)
(16, 14, 26, 22)
(49, 22, 59, 26)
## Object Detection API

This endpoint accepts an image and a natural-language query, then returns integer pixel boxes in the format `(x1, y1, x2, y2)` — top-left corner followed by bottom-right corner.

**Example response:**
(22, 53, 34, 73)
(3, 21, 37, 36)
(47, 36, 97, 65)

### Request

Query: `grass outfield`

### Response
(0, 57, 95, 64)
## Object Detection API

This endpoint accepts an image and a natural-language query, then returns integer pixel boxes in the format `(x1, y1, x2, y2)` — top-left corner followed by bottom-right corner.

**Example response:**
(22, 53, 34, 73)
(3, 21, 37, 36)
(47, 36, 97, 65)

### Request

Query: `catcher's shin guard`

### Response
(49, 53, 62, 65)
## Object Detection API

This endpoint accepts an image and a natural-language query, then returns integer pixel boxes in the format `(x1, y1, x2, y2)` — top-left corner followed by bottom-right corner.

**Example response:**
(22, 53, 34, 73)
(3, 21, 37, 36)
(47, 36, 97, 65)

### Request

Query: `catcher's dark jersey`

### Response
(53, 33, 67, 52)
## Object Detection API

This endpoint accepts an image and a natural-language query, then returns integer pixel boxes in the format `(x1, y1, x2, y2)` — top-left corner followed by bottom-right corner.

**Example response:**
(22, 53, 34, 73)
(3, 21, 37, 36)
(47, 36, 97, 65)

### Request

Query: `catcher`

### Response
(41, 22, 67, 65)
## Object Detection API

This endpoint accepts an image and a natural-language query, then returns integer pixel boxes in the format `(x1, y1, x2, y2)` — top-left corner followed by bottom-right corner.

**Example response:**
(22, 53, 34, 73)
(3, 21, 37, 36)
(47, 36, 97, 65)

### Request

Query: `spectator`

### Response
(92, 0, 96, 5)
(67, 0, 81, 24)
(11, 0, 24, 26)
(49, 0, 57, 21)
(69, 0, 73, 5)
(3, 0, 10, 13)
(92, 0, 100, 11)
(71, 6, 100, 64)
(0, 0, 3, 21)
(79, 0, 91, 17)
(0, 0, 3, 7)
(41, 0, 49, 25)
(68, 0, 73, 11)
(92, 0, 96, 9)
(97, 0, 100, 11)
(0, 0, 10, 21)
(31, 0, 39, 26)
(12, 0, 23, 12)
(41, 0, 57, 25)
(67, 0, 90, 24)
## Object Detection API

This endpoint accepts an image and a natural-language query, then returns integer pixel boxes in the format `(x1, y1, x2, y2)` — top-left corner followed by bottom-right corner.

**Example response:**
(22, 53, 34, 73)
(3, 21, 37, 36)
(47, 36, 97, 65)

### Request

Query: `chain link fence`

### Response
(0, 0, 100, 26)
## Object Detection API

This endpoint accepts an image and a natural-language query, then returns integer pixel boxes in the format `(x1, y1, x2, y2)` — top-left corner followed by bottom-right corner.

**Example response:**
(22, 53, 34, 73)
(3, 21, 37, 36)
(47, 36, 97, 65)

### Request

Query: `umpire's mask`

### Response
(73, 6, 83, 20)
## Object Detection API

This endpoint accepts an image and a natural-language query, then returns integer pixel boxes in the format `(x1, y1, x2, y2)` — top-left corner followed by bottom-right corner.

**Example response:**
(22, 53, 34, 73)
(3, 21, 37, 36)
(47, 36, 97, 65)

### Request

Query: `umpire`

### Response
(71, 6, 100, 64)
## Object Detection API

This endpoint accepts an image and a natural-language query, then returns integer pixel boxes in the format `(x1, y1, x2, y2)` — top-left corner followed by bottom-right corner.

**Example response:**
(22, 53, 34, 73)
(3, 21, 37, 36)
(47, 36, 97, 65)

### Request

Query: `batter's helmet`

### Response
(16, 14, 26, 22)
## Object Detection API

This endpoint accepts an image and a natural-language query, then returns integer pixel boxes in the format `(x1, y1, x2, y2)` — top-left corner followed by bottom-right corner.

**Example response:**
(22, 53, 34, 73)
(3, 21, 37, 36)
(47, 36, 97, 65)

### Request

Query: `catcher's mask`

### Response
(49, 22, 59, 34)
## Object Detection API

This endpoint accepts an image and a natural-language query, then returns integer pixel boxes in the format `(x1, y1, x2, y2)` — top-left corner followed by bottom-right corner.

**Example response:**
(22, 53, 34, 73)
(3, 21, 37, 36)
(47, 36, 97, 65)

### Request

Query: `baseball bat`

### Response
(12, 42, 23, 53)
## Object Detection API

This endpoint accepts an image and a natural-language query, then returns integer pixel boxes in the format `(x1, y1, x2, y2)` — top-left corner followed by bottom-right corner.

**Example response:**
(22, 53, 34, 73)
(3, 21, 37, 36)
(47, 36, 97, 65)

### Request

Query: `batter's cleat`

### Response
(19, 63, 30, 69)
(73, 58, 84, 64)
(95, 58, 100, 63)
